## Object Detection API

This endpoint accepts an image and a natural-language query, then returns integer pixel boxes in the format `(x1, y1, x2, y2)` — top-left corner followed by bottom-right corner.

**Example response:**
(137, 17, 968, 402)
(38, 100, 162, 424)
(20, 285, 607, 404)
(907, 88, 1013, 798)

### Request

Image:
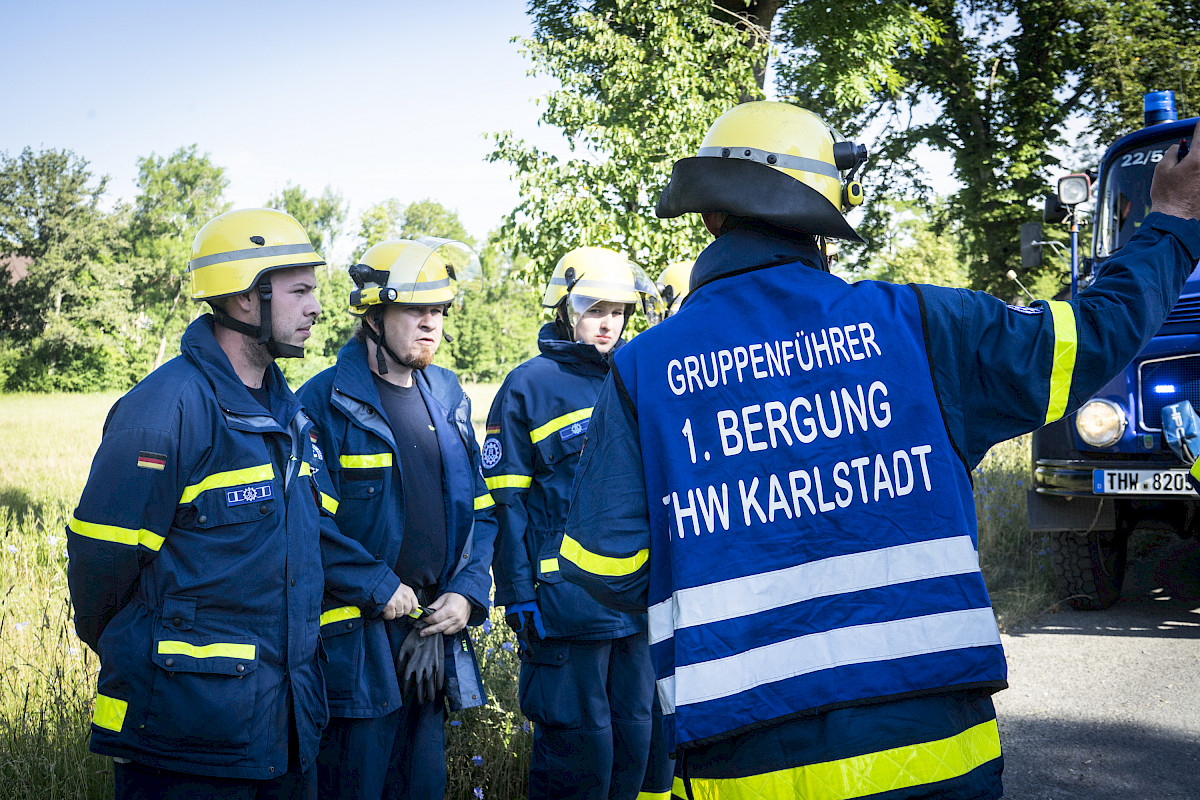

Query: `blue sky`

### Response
(1, 1, 562, 259)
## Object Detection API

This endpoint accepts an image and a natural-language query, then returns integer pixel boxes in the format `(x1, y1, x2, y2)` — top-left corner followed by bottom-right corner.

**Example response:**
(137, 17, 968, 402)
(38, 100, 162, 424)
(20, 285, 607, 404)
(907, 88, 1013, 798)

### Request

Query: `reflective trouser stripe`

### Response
(179, 463, 274, 504)
(340, 453, 393, 469)
(560, 533, 648, 577)
(475, 492, 496, 510)
(69, 515, 165, 551)
(1045, 300, 1078, 424)
(686, 719, 1001, 799)
(637, 791, 670, 800)
(672, 776, 686, 799)
(529, 407, 593, 444)
(92, 693, 128, 733)
(158, 641, 257, 660)
(485, 474, 532, 491)
(321, 605, 361, 626)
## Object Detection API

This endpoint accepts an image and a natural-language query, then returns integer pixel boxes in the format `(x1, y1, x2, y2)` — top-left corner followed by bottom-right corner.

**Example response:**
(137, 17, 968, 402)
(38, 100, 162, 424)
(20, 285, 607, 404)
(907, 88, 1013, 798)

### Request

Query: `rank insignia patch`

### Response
(137, 452, 166, 471)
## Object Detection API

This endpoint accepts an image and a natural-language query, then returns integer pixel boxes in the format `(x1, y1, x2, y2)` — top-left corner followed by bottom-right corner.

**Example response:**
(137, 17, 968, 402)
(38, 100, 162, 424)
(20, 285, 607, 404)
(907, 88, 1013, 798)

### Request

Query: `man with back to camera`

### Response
(298, 237, 496, 800)
(66, 208, 416, 799)
(560, 102, 1200, 799)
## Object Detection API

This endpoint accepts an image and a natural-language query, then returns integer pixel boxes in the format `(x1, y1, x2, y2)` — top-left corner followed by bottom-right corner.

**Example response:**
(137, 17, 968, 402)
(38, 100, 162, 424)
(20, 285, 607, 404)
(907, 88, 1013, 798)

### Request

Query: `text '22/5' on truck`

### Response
(1024, 91, 1198, 610)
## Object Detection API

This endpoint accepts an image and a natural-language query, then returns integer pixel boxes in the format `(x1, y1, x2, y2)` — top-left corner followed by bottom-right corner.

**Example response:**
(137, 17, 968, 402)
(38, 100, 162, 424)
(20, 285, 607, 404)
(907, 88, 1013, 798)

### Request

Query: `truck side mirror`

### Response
(1021, 222, 1044, 269)
(1043, 194, 1068, 222)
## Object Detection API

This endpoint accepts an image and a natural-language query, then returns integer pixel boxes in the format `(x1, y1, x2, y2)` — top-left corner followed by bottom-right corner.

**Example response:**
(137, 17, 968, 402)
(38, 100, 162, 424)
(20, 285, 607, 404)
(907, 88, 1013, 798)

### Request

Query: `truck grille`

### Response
(1138, 354, 1200, 431)
(1164, 294, 1200, 325)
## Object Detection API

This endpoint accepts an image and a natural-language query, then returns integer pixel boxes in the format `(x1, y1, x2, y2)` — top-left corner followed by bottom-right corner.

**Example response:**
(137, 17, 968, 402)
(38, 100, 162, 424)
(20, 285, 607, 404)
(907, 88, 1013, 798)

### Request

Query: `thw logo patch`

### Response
(226, 483, 274, 507)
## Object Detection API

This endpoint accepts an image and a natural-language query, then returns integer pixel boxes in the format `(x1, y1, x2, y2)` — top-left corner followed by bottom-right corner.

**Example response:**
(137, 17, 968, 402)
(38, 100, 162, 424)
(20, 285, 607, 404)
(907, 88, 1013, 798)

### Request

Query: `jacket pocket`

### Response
(534, 530, 566, 585)
(143, 629, 260, 753)
(533, 428, 586, 468)
(318, 605, 365, 704)
(517, 639, 580, 729)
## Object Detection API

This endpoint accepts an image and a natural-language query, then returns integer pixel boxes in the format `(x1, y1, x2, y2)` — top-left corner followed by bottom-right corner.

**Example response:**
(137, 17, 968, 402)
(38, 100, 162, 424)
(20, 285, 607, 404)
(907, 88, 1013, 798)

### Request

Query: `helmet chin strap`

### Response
(211, 275, 305, 359)
(363, 313, 408, 376)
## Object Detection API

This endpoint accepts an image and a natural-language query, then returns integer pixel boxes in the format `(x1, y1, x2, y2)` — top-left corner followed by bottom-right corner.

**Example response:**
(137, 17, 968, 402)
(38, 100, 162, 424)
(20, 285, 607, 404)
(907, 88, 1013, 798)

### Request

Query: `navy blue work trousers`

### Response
(519, 632, 654, 800)
(316, 695, 446, 800)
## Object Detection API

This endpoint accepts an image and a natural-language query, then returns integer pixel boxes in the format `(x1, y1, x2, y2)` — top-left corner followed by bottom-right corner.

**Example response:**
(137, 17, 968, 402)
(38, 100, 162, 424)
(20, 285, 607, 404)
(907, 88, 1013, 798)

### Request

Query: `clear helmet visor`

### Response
(563, 260, 664, 329)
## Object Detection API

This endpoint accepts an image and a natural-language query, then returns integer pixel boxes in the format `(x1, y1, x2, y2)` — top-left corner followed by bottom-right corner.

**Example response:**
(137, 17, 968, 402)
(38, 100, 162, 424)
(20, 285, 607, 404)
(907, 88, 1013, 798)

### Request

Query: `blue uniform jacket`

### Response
(298, 337, 496, 716)
(483, 323, 644, 641)
(562, 213, 1200, 749)
(67, 315, 401, 779)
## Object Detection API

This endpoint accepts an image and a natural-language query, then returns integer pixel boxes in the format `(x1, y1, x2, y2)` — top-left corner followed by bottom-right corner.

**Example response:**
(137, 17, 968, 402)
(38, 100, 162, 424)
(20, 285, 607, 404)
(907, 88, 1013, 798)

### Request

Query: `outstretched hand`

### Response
(1150, 118, 1200, 221)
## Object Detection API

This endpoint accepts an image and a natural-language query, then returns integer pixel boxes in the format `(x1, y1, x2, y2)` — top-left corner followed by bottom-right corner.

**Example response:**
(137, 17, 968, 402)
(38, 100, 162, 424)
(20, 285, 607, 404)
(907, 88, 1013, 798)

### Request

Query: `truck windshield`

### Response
(1096, 137, 1191, 258)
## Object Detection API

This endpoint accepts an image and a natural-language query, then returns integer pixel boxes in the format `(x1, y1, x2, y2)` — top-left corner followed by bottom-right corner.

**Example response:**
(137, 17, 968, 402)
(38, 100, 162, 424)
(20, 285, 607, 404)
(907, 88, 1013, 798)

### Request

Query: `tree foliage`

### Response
(489, 0, 769, 285)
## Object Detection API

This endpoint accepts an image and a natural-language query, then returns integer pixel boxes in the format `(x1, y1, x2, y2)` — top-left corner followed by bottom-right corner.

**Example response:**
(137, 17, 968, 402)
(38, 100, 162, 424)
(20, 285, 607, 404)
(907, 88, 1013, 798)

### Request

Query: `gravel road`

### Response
(995, 532, 1200, 799)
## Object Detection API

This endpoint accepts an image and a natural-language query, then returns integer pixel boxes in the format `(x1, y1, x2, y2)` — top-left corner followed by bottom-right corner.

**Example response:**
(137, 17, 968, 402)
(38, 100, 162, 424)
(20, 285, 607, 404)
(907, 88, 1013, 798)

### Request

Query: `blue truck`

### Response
(1024, 91, 1198, 610)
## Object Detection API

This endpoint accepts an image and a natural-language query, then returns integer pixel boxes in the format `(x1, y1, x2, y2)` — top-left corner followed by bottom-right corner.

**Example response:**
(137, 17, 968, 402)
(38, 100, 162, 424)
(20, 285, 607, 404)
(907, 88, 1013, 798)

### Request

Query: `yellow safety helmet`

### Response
(188, 208, 325, 301)
(656, 101, 868, 242)
(656, 260, 694, 316)
(542, 246, 663, 328)
(348, 237, 480, 317)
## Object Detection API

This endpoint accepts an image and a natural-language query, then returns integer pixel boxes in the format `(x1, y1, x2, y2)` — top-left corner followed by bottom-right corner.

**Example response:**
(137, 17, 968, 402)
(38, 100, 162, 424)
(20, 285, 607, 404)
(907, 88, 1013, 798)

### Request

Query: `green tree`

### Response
(127, 145, 229, 374)
(0, 147, 136, 390)
(490, 0, 769, 285)
(861, 199, 969, 289)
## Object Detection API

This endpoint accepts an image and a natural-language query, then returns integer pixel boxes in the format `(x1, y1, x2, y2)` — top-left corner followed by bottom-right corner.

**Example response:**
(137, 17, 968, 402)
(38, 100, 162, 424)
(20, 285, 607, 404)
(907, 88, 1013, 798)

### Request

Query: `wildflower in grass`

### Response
(48, 535, 63, 547)
(5, 544, 16, 554)
(486, 647, 494, 657)
(522, 720, 531, 732)
(482, 619, 493, 634)
(69, 648, 79, 655)
(502, 642, 514, 652)
(472, 755, 484, 766)
(14, 622, 28, 631)
(450, 720, 462, 727)
(474, 788, 484, 799)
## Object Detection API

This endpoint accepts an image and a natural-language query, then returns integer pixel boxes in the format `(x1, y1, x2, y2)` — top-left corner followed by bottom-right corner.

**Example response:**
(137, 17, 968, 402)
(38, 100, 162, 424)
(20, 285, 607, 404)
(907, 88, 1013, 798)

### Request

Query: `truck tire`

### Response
(1048, 529, 1129, 610)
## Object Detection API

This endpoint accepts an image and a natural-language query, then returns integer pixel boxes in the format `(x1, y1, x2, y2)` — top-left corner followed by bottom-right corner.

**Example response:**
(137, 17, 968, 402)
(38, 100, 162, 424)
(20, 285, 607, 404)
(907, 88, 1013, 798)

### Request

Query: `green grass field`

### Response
(0, 390, 1052, 798)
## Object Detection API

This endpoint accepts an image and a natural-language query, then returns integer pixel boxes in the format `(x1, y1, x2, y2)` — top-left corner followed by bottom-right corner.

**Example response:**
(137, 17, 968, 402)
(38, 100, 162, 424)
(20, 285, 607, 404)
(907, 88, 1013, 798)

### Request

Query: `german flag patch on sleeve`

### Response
(137, 451, 167, 471)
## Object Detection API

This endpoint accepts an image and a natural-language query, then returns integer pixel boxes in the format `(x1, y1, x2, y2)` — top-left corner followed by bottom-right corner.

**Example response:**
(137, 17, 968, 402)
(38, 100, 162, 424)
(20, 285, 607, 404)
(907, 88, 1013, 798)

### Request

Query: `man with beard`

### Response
(298, 238, 496, 800)
(67, 209, 414, 799)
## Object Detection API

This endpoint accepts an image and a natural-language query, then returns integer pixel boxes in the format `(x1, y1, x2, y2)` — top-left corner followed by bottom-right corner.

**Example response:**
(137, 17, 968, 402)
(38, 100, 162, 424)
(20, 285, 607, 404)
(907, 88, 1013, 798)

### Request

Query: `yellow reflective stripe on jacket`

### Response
(530, 407, 593, 444)
(158, 640, 257, 661)
(687, 718, 1001, 800)
(1045, 300, 1078, 424)
(340, 453, 393, 469)
(179, 463, 274, 504)
(560, 533, 648, 577)
(92, 693, 128, 733)
(672, 776, 686, 799)
(636, 791, 670, 800)
(320, 492, 339, 514)
(69, 514, 165, 551)
(540, 558, 559, 574)
(485, 474, 533, 491)
(474, 492, 496, 510)
(320, 606, 361, 626)
(299, 461, 313, 477)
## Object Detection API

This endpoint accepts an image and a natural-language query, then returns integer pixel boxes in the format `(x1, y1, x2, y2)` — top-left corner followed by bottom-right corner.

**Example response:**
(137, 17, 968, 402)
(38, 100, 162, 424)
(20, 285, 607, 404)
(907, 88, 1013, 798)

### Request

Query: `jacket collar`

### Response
(688, 221, 825, 305)
(181, 315, 298, 424)
(536, 322, 616, 376)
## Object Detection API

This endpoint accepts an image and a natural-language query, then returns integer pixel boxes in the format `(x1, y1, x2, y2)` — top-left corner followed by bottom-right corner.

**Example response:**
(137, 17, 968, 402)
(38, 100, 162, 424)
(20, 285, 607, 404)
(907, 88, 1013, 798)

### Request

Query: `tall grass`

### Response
(0, 391, 1047, 798)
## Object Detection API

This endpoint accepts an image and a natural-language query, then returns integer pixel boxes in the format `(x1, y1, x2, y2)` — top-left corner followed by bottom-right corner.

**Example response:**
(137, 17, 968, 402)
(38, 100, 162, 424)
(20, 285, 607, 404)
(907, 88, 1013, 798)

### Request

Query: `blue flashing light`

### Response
(1144, 91, 1178, 126)
(1154, 384, 1177, 394)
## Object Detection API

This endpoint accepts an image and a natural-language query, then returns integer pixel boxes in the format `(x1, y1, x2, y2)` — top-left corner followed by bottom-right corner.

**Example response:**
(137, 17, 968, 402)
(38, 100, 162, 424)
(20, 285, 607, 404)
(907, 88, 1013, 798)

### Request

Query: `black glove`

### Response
(395, 624, 444, 706)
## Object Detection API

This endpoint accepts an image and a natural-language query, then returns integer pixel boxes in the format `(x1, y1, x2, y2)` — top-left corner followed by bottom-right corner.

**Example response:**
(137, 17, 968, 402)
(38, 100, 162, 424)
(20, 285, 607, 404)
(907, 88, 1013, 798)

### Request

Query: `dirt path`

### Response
(995, 533, 1200, 799)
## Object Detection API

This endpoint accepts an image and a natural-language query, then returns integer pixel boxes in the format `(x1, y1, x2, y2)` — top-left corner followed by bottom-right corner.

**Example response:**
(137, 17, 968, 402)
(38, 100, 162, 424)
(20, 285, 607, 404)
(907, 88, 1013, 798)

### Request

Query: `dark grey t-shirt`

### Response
(372, 373, 447, 594)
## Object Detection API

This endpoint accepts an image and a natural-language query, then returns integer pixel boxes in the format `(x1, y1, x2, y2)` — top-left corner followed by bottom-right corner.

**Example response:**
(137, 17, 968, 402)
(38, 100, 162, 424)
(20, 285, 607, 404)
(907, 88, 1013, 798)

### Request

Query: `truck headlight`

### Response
(1075, 399, 1126, 447)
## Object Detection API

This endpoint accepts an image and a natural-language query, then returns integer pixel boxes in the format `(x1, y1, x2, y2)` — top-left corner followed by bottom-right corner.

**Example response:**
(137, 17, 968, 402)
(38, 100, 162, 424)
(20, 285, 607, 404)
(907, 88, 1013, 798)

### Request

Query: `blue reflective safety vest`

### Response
(67, 315, 401, 779)
(298, 337, 497, 716)
(484, 324, 644, 640)
(561, 215, 1200, 753)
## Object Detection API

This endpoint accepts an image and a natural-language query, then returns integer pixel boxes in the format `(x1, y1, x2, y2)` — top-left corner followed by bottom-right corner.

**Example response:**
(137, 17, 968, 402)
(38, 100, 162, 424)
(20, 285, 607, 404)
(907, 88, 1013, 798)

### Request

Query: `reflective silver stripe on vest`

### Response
(696, 146, 841, 180)
(648, 536, 981, 645)
(656, 606, 1001, 715)
(188, 243, 319, 271)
